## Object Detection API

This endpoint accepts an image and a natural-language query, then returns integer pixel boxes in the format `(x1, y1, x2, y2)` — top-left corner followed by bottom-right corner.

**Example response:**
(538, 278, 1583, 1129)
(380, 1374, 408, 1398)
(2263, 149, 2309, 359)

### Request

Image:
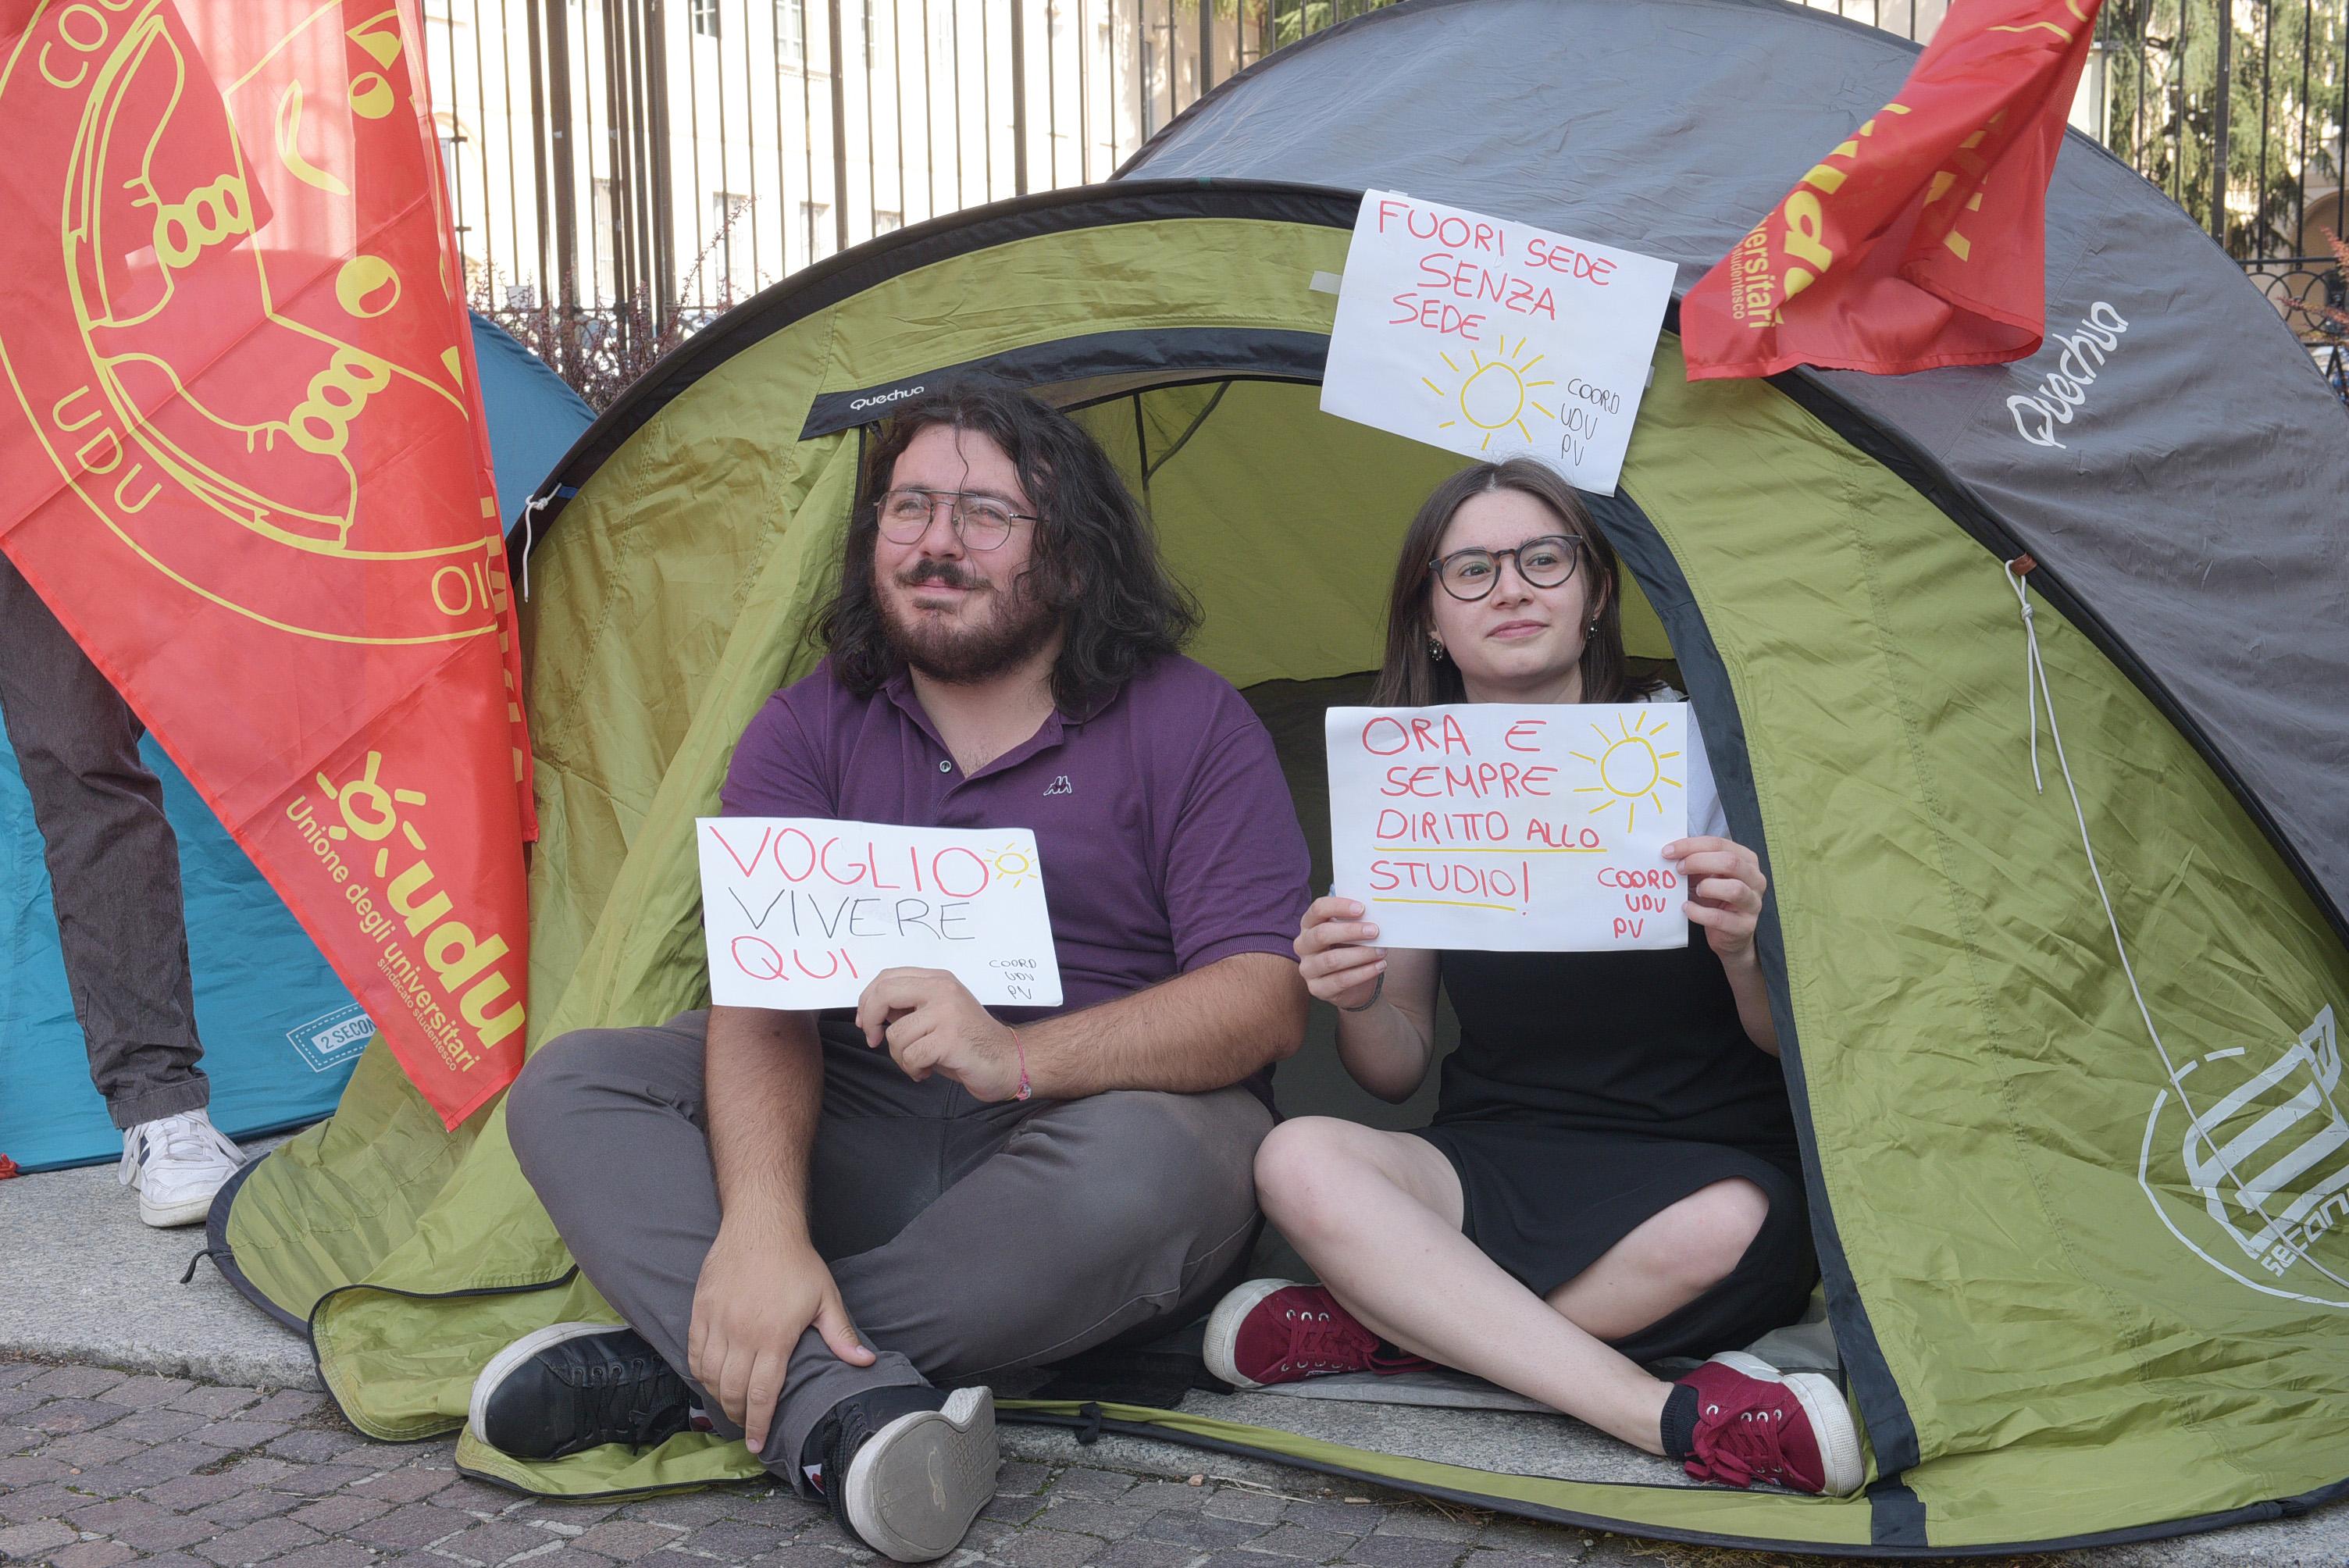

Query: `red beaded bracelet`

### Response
(1010, 1026, 1032, 1101)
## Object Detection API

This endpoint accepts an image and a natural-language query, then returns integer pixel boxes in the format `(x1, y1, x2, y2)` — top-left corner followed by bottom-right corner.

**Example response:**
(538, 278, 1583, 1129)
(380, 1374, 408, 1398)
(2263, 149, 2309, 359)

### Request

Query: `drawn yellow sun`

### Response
(1570, 711, 1684, 832)
(1424, 336, 1559, 452)
(990, 842, 1036, 889)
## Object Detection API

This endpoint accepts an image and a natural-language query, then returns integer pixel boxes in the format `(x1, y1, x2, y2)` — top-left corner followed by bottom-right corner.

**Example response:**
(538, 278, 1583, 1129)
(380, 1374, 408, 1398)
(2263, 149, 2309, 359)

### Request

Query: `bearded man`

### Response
(476, 384, 1312, 1562)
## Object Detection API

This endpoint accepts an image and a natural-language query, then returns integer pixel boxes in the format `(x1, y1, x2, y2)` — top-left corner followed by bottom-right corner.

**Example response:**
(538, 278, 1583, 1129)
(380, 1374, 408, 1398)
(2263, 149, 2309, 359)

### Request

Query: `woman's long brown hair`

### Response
(1371, 458, 1653, 707)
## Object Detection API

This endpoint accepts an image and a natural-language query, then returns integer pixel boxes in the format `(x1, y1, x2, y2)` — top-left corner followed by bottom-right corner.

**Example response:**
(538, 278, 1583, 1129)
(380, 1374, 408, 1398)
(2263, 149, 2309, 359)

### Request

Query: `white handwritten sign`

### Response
(1325, 705, 1689, 952)
(1320, 191, 1674, 494)
(697, 818, 1063, 1010)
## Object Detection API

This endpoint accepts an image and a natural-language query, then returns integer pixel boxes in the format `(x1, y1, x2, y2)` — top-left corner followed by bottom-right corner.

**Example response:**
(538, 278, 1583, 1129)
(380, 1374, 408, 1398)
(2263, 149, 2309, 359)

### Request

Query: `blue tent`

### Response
(0, 314, 593, 1173)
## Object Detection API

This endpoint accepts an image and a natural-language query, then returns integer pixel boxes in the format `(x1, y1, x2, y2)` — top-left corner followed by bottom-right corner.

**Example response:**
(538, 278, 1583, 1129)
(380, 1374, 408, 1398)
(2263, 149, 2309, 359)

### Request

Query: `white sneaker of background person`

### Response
(118, 1110, 244, 1227)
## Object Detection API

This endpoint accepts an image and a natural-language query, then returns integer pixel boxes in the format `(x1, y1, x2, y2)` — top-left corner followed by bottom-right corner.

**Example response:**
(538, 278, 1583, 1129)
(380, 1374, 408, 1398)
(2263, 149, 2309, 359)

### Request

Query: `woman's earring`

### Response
(1428, 637, 1447, 662)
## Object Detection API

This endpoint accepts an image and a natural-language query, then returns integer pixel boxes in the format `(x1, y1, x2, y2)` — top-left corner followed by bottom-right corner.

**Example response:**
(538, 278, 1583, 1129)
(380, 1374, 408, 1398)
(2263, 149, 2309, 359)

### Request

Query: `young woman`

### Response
(1203, 459, 1861, 1495)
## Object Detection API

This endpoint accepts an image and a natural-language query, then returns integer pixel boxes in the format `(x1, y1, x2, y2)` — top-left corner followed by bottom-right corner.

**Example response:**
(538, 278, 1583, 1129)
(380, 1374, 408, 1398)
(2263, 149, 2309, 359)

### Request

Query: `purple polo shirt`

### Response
(718, 654, 1310, 1033)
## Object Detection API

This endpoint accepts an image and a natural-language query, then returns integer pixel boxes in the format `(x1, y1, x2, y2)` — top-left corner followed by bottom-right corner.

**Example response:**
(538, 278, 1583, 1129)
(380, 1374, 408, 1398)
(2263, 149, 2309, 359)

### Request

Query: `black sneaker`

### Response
(811, 1384, 997, 1563)
(468, 1322, 693, 1461)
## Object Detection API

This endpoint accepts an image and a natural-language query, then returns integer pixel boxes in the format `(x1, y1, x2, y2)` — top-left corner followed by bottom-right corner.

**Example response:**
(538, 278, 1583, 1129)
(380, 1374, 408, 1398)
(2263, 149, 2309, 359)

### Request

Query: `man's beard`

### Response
(879, 558, 1061, 686)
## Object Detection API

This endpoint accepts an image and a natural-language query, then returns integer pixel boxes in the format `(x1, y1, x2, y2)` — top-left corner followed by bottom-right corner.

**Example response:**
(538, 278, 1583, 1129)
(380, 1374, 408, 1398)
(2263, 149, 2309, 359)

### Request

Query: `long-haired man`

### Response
(479, 383, 1311, 1562)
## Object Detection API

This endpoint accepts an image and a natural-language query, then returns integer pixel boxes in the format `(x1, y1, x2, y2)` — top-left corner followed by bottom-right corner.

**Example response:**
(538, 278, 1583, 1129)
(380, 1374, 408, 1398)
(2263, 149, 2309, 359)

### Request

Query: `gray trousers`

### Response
(0, 553, 207, 1129)
(507, 1010, 1272, 1488)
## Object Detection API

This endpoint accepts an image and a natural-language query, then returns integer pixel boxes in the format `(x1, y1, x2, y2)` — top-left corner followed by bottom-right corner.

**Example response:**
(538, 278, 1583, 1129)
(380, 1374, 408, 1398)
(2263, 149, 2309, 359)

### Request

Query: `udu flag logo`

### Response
(2140, 1007, 2349, 1306)
(0, 0, 535, 1128)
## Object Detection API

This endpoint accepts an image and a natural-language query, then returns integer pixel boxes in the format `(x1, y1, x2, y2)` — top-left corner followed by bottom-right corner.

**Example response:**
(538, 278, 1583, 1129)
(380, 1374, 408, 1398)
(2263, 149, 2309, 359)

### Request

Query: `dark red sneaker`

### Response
(1201, 1279, 1432, 1389)
(1675, 1352, 1862, 1495)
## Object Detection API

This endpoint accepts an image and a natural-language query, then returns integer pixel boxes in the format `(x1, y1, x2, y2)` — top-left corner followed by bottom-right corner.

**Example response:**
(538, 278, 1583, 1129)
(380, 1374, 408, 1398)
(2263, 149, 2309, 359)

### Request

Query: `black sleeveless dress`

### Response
(1412, 934, 1819, 1363)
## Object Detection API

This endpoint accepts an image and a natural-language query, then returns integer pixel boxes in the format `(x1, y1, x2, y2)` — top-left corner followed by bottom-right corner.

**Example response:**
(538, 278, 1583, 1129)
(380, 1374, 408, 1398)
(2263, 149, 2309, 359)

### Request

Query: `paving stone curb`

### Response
(0, 1356, 1616, 1568)
(1, 1356, 2336, 1568)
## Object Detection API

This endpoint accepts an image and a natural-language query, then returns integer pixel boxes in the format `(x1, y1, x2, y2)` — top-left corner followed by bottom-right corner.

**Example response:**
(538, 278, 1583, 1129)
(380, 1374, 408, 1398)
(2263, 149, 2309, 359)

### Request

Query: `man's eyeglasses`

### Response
(875, 487, 1039, 551)
(1430, 535, 1584, 601)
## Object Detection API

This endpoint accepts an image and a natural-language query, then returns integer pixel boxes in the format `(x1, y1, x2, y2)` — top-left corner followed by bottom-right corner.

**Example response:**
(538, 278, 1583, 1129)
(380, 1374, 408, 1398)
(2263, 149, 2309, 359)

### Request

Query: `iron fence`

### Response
(431, 0, 1273, 387)
(2247, 251, 2349, 390)
(423, 0, 2349, 405)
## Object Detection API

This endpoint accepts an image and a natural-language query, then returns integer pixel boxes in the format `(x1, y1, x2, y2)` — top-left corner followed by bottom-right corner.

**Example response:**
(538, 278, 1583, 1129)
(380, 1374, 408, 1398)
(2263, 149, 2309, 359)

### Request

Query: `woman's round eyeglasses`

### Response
(1430, 535, 1584, 601)
(875, 487, 1038, 551)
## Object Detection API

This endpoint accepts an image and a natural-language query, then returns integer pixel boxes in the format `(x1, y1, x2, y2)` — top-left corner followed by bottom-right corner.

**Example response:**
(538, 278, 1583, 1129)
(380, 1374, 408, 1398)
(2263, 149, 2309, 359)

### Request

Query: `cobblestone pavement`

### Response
(0, 1357, 1668, 1568)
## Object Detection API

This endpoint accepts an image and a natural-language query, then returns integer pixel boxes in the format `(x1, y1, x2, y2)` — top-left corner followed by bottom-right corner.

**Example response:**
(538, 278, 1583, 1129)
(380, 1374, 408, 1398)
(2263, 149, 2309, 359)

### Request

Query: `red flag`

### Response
(0, 2, 535, 1128)
(1682, 0, 2105, 380)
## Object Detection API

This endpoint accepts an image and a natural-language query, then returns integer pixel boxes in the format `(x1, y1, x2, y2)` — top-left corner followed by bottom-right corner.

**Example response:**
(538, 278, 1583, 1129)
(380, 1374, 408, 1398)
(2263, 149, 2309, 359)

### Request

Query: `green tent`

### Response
(215, 4, 2349, 1554)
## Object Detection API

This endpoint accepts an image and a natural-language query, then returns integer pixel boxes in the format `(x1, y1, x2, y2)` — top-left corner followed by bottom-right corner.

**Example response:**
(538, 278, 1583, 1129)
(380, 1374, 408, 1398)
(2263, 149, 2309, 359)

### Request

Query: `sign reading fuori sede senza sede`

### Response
(0, 1, 536, 1128)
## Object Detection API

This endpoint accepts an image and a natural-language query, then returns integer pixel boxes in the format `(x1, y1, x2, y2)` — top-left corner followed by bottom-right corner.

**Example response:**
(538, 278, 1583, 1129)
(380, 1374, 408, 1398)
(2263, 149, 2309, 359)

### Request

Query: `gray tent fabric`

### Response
(1121, 0, 2349, 941)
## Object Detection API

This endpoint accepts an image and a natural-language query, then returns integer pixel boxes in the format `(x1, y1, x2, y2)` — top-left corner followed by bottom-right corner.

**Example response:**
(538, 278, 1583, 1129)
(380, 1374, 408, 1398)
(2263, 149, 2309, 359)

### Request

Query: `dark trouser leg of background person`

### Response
(491, 1010, 1270, 1559)
(0, 553, 240, 1226)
